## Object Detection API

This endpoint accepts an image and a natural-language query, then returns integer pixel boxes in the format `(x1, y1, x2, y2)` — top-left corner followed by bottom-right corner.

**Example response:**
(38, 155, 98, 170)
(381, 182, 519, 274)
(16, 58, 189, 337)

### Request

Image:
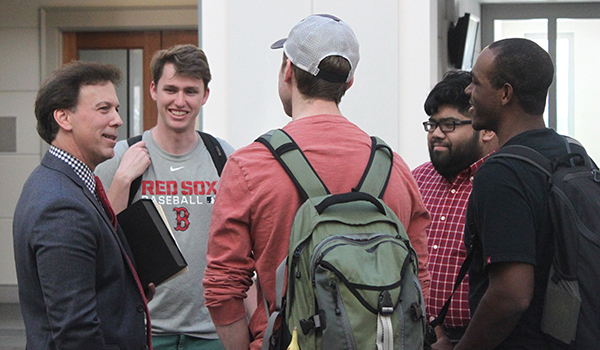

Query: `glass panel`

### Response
(129, 49, 144, 136)
(79, 49, 144, 141)
(557, 19, 600, 162)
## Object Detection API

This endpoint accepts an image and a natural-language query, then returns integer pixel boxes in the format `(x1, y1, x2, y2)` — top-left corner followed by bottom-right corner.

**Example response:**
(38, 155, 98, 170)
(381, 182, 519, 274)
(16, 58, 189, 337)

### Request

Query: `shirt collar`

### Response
(49, 145, 96, 196)
(470, 149, 496, 175)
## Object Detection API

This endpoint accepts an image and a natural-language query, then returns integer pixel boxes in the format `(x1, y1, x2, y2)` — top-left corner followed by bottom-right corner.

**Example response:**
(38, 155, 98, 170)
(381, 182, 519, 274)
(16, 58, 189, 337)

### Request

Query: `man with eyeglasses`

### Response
(412, 71, 497, 349)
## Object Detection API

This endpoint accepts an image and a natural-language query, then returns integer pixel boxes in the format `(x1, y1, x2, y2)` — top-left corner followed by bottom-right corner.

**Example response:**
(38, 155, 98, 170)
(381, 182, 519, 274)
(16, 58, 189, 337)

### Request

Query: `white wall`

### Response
(201, 0, 436, 169)
(0, 0, 461, 302)
(0, 0, 198, 302)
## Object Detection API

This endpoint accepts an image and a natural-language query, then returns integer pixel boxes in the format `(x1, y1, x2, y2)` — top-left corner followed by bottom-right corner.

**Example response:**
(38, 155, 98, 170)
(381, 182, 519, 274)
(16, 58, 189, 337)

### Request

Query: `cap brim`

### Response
(270, 38, 287, 49)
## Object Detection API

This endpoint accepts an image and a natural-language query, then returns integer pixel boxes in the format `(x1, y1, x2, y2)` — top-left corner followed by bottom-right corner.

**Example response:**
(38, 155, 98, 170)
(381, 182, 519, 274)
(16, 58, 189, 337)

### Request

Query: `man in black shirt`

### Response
(450, 38, 567, 350)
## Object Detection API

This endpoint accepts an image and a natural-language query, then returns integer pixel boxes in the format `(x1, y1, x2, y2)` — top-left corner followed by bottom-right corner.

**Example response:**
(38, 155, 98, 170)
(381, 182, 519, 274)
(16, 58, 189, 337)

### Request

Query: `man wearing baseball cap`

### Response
(202, 14, 430, 350)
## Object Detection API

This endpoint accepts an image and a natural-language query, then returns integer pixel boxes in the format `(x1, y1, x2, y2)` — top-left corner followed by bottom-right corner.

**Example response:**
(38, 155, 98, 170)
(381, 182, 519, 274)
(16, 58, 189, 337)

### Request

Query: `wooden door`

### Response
(62, 30, 198, 131)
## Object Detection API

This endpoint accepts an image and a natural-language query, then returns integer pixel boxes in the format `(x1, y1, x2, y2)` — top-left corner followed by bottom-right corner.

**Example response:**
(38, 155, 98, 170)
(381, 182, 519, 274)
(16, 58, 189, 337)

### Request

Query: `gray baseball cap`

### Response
(271, 14, 360, 83)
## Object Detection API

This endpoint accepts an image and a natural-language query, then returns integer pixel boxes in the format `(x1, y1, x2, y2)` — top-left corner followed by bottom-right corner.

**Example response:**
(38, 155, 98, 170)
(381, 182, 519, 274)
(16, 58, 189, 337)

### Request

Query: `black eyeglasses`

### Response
(423, 120, 472, 133)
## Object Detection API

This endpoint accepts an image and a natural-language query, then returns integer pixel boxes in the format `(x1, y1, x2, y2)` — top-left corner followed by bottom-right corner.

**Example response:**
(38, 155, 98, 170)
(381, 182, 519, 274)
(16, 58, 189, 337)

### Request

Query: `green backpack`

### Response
(256, 129, 426, 350)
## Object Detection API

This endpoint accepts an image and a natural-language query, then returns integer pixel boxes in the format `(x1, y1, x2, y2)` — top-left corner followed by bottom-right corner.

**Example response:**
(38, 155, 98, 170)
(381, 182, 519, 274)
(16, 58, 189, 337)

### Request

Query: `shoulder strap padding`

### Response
(490, 145, 553, 177)
(256, 129, 329, 201)
(354, 136, 393, 199)
(490, 135, 598, 176)
(198, 131, 228, 177)
(126, 135, 144, 206)
(256, 130, 394, 201)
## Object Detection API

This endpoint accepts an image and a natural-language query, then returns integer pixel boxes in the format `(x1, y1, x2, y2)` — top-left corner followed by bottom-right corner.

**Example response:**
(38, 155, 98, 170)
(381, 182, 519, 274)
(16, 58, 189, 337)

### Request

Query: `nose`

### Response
(174, 91, 185, 106)
(464, 83, 473, 96)
(111, 109, 123, 127)
(430, 124, 446, 139)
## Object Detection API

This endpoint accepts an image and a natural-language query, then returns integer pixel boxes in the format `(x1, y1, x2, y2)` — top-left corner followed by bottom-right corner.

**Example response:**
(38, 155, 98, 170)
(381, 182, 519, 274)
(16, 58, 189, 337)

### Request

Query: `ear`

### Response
(501, 82, 514, 106)
(481, 129, 496, 142)
(54, 109, 73, 132)
(150, 80, 158, 101)
(201, 87, 210, 106)
(346, 77, 354, 91)
(283, 59, 294, 83)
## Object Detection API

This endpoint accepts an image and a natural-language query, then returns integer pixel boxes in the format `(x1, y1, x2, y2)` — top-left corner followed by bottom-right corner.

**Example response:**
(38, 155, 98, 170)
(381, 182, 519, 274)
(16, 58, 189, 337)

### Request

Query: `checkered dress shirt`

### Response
(412, 156, 488, 328)
(49, 146, 97, 198)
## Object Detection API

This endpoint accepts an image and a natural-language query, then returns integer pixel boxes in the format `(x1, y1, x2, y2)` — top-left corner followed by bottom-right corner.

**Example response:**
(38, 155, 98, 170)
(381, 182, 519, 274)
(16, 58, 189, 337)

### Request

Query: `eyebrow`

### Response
(163, 84, 200, 90)
(95, 101, 119, 109)
(429, 117, 463, 123)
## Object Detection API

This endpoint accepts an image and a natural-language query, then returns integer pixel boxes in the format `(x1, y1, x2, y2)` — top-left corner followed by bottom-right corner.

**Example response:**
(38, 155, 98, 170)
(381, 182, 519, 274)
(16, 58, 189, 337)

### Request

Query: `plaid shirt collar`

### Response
(49, 145, 96, 196)
(447, 150, 494, 185)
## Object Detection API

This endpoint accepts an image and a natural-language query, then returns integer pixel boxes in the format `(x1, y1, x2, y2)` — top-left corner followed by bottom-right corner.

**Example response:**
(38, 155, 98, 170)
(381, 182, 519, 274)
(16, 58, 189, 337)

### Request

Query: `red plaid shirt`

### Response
(412, 157, 487, 328)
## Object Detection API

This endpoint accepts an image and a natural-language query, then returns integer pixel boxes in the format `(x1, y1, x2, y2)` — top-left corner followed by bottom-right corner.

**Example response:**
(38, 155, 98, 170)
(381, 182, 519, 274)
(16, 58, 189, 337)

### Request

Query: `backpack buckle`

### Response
(378, 290, 394, 316)
(300, 310, 327, 335)
(410, 302, 424, 322)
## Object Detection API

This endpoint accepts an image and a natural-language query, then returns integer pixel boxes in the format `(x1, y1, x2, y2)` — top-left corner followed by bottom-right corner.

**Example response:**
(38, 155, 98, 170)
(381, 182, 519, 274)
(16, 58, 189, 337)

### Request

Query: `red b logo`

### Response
(173, 207, 190, 231)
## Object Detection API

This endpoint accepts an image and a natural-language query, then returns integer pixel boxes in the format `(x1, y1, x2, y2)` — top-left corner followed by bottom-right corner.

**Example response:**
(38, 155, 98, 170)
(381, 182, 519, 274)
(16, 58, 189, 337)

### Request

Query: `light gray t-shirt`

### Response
(96, 130, 234, 338)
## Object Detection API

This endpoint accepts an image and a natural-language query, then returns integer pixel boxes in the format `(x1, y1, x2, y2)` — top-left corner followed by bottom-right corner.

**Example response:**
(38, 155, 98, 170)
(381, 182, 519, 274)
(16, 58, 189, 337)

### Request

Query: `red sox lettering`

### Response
(140, 180, 218, 232)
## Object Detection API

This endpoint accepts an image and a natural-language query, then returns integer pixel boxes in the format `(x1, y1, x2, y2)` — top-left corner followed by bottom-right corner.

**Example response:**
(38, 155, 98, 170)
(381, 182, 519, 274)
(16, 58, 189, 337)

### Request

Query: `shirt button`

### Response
(440, 216, 446, 221)
(450, 189, 456, 194)
(137, 305, 145, 313)
(433, 245, 439, 249)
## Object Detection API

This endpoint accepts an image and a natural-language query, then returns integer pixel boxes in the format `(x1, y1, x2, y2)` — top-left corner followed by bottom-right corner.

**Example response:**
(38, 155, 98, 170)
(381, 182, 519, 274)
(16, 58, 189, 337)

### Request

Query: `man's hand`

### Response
(432, 325, 454, 350)
(117, 141, 151, 183)
(145, 283, 156, 301)
(106, 140, 151, 213)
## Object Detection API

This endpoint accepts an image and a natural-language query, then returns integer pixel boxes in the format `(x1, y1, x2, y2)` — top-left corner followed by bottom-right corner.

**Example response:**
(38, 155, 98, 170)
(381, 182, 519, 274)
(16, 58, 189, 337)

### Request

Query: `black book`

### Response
(117, 198, 188, 287)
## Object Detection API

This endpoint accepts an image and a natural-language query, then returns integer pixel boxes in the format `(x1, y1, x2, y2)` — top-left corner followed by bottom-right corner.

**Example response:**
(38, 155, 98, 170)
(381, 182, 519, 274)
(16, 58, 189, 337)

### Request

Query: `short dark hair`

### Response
(151, 44, 211, 90)
(35, 61, 122, 144)
(424, 70, 472, 116)
(488, 38, 554, 115)
(284, 54, 351, 105)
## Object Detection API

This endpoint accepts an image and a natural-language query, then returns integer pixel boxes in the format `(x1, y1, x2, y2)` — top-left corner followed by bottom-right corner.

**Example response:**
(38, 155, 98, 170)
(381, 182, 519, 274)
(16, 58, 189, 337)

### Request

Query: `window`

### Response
(482, 3, 600, 162)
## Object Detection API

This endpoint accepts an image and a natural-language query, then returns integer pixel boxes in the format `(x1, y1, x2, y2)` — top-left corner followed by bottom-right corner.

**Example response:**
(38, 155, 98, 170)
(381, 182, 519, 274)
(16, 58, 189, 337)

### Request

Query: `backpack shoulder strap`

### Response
(430, 247, 475, 328)
(563, 135, 598, 170)
(255, 129, 329, 201)
(353, 136, 393, 199)
(127, 135, 144, 206)
(490, 135, 600, 175)
(488, 144, 553, 177)
(197, 130, 228, 176)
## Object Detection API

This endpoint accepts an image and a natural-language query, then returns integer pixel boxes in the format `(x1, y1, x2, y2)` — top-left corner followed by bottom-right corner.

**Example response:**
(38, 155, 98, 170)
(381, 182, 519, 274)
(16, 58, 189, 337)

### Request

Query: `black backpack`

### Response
(126, 131, 227, 206)
(487, 136, 600, 348)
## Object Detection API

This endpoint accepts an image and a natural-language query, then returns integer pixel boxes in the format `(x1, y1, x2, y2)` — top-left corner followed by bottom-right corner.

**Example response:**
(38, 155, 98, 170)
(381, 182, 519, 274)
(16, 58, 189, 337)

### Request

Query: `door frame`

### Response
(41, 6, 198, 131)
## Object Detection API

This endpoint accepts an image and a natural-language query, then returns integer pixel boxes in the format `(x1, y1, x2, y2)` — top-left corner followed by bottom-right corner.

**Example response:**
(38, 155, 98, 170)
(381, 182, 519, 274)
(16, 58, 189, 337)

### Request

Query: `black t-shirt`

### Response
(465, 128, 568, 349)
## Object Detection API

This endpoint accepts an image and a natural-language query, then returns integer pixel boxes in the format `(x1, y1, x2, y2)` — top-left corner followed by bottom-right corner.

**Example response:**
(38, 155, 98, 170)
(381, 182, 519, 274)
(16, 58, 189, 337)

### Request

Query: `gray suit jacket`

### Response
(13, 152, 148, 350)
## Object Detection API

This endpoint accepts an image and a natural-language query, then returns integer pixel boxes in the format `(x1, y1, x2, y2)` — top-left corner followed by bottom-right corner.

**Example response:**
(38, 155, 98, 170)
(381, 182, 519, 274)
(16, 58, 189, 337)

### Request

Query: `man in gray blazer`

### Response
(13, 61, 153, 349)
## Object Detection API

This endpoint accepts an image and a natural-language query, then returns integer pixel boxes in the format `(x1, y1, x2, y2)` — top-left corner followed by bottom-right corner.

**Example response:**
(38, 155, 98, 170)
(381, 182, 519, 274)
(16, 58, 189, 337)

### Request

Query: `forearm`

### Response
(106, 174, 133, 214)
(216, 318, 251, 350)
(454, 263, 533, 350)
(454, 290, 524, 349)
